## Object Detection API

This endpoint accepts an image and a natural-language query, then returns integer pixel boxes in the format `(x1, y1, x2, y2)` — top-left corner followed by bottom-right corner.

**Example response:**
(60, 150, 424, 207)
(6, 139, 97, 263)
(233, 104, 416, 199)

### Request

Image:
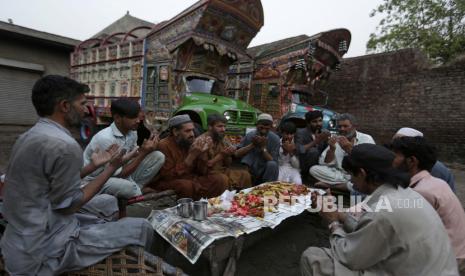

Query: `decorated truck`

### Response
(70, 0, 264, 144)
(226, 29, 351, 131)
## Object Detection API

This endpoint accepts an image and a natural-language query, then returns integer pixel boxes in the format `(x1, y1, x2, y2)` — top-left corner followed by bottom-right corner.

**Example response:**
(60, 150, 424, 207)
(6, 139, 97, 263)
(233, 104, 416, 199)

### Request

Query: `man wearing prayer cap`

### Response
(168, 114, 192, 128)
(393, 127, 424, 139)
(146, 114, 228, 199)
(235, 113, 280, 185)
(391, 136, 465, 271)
(294, 110, 330, 182)
(300, 144, 459, 276)
(391, 127, 455, 192)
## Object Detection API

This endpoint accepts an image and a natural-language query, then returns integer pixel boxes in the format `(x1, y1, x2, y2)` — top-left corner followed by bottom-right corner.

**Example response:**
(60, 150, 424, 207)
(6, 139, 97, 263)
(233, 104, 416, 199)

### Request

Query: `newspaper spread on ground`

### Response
(148, 185, 322, 264)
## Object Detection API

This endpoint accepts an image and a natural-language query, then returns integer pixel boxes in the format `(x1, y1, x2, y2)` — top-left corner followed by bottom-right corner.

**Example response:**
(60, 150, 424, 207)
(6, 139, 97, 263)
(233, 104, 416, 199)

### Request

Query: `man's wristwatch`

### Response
(262, 148, 268, 153)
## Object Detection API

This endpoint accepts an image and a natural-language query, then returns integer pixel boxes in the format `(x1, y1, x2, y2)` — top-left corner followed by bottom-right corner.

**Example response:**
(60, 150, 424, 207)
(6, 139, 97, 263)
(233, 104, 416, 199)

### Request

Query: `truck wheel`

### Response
(80, 118, 96, 145)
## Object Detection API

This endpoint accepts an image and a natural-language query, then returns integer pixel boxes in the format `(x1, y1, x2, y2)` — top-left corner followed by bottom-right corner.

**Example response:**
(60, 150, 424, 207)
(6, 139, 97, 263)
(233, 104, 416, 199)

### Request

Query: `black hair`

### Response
(207, 113, 227, 126)
(110, 98, 140, 119)
(305, 110, 323, 122)
(391, 136, 437, 172)
(281, 121, 296, 134)
(342, 155, 410, 188)
(31, 75, 89, 117)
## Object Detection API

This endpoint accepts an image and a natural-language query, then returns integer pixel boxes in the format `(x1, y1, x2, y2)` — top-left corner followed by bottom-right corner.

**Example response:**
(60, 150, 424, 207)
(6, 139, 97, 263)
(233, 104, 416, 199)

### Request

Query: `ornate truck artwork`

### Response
(71, 0, 265, 144)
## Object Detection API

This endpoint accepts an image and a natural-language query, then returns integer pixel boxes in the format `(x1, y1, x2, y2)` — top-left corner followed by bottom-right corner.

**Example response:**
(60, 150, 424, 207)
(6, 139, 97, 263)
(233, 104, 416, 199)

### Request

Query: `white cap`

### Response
(257, 113, 273, 123)
(395, 127, 424, 138)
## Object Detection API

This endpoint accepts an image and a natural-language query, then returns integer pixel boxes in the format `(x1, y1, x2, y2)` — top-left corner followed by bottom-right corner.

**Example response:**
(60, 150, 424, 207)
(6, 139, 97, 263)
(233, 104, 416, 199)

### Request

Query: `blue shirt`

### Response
(431, 161, 456, 192)
(238, 129, 280, 167)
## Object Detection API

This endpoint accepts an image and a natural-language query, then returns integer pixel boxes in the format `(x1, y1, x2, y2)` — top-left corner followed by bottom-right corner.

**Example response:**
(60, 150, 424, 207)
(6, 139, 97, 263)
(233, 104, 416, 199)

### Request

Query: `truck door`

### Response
(144, 63, 172, 121)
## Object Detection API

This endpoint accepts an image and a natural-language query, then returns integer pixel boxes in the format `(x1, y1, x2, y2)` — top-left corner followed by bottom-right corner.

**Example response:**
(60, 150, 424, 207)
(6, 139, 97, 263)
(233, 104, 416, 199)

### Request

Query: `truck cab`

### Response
(281, 86, 337, 131)
(70, 0, 265, 143)
(174, 75, 259, 143)
(141, 0, 265, 143)
(227, 29, 351, 134)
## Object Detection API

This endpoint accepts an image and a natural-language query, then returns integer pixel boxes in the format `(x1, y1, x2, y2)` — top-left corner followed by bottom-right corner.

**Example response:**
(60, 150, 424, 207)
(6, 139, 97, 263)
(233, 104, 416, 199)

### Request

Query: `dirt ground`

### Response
(1, 128, 464, 276)
(125, 166, 465, 276)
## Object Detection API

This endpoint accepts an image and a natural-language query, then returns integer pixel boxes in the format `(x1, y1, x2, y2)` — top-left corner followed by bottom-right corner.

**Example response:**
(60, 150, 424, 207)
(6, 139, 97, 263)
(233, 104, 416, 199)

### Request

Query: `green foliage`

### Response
(367, 0, 465, 63)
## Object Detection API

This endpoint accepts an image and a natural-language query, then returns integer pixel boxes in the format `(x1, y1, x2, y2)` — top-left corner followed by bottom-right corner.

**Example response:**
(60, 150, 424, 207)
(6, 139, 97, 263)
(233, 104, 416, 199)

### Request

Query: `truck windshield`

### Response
(291, 91, 312, 105)
(186, 76, 215, 94)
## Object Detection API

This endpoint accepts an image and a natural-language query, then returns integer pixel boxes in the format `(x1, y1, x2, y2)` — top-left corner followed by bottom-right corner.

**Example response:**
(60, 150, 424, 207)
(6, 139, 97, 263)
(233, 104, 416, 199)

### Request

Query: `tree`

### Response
(367, 0, 465, 63)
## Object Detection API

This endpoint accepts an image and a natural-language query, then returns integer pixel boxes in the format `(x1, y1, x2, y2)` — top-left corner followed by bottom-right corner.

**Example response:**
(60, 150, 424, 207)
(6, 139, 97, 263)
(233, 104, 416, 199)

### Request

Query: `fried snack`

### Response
(227, 182, 309, 217)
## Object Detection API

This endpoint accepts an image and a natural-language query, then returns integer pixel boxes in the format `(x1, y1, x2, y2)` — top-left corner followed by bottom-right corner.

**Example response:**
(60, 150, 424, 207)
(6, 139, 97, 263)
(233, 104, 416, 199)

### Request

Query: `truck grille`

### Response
(239, 111, 255, 124)
(227, 110, 238, 122)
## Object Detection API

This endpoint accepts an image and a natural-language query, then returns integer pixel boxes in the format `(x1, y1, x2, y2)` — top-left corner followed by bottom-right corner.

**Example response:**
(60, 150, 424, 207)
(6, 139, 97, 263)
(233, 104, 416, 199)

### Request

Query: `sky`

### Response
(0, 0, 384, 58)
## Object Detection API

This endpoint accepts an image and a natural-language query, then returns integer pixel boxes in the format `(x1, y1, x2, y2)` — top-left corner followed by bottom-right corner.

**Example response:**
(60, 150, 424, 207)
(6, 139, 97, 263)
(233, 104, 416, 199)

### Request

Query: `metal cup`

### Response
(177, 198, 193, 218)
(192, 201, 208, 221)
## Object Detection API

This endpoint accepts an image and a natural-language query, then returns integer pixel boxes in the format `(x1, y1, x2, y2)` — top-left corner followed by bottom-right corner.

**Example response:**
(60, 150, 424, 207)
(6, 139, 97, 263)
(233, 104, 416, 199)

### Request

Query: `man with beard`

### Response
(309, 113, 374, 191)
(83, 98, 165, 198)
(392, 127, 456, 192)
(196, 113, 251, 189)
(301, 144, 458, 276)
(295, 110, 330, 182)
(391, 136, 465, 272)
(146, 114, 228, 199)
(235, 113, 280, 185)
(1, 75, 154, 275)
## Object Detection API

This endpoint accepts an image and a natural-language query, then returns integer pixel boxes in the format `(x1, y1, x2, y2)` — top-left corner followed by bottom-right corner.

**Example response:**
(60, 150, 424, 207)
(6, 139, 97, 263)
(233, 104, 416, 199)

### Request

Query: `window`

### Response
(185, 76, 215, 94)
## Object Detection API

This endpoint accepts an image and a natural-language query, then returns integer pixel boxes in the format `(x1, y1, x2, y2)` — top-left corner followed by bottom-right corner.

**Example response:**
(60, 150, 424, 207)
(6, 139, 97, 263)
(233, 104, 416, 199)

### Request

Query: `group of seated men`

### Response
(1, 75, 464, 274)
(81, 102, 457, 201)
(301, 142, 465, 275)
(80, 96, 465, 274)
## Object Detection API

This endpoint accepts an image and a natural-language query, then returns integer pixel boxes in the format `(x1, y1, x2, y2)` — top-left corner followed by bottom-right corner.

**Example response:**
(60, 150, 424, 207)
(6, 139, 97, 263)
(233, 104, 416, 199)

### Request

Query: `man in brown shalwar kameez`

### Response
(146, 114, 228, 200)
(195, 114, 251, 190)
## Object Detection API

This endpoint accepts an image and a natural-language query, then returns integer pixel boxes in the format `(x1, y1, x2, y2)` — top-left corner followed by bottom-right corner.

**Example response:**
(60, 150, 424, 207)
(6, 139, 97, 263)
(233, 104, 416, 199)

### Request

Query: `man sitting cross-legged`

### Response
(196, 113, 252, 190)
(309, 113, 374, 192)
(295, 110, 330, 182)
(0, 75, 154, 275)
(83, 98, 165, 198)
(235, 113, 280, 185)
(146, 115, 228, 200)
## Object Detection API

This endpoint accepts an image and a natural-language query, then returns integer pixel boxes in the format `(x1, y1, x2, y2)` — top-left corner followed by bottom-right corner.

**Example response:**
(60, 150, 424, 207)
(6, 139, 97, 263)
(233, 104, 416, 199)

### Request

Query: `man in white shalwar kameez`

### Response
(278, 121, 302, 184)
(310, 114, 374, 192)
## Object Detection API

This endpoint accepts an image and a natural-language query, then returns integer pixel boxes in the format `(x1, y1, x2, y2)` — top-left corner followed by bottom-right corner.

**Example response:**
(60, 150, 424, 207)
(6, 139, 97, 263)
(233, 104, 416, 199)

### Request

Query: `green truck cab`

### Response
(174, 76, 259, 143)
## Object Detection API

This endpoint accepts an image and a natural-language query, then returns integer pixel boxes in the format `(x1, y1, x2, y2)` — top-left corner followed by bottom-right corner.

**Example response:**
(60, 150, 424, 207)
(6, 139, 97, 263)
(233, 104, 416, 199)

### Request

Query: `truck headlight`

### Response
(223, 111, 231, 121)
(328, 119, 335, 129)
